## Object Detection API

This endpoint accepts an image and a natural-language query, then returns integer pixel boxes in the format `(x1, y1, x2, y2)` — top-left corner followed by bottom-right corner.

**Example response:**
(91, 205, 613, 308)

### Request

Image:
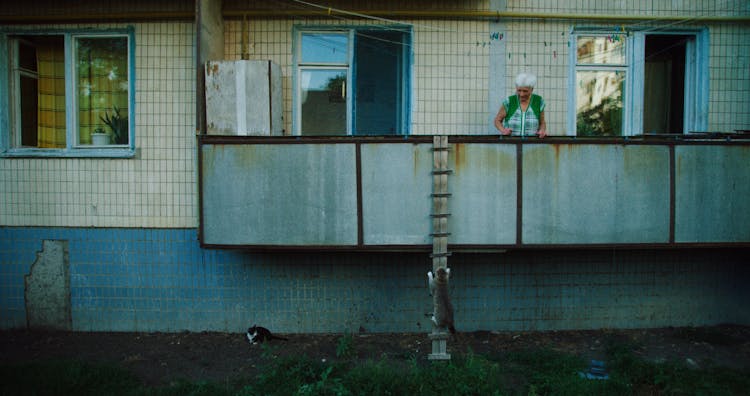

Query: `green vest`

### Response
(504, 94, 542, 122)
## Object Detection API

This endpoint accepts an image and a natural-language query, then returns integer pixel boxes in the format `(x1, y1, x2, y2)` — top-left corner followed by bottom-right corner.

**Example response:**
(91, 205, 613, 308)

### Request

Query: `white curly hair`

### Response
(515, 72, 537, 88)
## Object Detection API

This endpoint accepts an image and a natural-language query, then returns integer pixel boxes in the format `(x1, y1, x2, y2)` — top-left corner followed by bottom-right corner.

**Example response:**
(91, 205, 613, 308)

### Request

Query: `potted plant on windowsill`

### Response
(100, 105, 129, 145)
(91, 126, 110, 145)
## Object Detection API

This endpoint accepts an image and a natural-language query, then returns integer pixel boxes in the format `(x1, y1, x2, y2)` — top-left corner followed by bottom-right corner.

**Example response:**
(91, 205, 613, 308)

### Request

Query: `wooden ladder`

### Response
(429, 135, 452, 360)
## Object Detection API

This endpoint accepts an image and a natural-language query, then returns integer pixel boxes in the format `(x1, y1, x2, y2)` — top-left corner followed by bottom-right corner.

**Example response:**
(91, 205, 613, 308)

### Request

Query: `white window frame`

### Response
(568, 28, 709, 136)
(295, 29, 353, 135)
(0, 28, 135, 158)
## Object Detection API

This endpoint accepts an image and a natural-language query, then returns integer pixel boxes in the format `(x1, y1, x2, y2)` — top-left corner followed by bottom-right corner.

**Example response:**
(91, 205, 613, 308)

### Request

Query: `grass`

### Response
(2, 338, 749, 396)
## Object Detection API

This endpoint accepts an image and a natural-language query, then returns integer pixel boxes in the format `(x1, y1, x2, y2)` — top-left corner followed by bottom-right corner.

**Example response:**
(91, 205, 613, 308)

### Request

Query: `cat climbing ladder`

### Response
(429, 135, 452, 360)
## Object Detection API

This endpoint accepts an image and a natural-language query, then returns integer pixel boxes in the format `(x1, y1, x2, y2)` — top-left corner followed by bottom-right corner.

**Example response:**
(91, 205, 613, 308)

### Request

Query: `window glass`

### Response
(300, 69, 347, 135)
(4, 31, 131, 155)
(296, 28, 410, 136)
(354, 31, 403, 135)
(11, 35, 66, 148)
(18, 41, 38, 71)
(301, 33, 348, 64)
(574, 33, 626, 136)
(576, 70, 625, 136)
(571, 30, 707, 137)
(577, 36, 626, 65)
(76, 36, 129, 145)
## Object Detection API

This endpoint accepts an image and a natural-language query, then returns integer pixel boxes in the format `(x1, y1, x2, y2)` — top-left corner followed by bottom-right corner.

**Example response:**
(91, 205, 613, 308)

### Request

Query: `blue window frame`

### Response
(0, 27, 135, 157)
(568, 28, 709, 136)
(294, 26, 412, 136)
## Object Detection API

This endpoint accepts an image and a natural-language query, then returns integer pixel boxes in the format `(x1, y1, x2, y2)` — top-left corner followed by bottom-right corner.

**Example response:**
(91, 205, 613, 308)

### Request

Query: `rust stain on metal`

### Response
(454, 143, 465, 172)
(413, 143, 421, 177)
(206, 62, 220, 76)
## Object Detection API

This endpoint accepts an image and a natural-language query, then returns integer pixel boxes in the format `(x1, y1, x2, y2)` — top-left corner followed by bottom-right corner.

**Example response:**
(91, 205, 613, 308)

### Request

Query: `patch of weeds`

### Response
(336, 332, 355, 360)
(5, 346, 750, 396)
(500, 348, 620, 396)
(297, 366, 351, 396)
(606, 340, 750, 396)
(259, 341, 281, 360)
(423, 353, 506, 395)
(240, 355, 328, 396)
(343, 359, 419, 395)
(0, 359, 141, 396)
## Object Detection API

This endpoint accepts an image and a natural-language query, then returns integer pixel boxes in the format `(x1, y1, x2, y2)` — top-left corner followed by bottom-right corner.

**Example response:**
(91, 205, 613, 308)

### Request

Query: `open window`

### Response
(569, 28, 708, 136)
(294, 27, 411, 136)
(1, 29, 134, 156)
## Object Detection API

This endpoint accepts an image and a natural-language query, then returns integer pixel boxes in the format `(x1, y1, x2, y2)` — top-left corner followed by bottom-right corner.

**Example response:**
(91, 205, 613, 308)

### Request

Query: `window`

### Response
(295, 27, 411, 136)
(569, 29, 708, 136)
(573, 34, 627, 136)
(1, 29, 133, 156)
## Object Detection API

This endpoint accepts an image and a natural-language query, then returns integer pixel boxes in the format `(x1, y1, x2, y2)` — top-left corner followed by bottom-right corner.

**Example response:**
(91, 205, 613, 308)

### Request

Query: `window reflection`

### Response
(301, 33, 348, 64)
(577, 36, 626, 65)
(300, 69, 347, 135)
(76, 36, 129, 145)
(576, 70, 625, 136)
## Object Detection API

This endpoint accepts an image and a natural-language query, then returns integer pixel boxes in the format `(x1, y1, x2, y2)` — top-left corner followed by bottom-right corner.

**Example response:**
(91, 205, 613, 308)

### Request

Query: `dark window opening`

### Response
(354, 30, 404, 135)
(644, 35, 688, 134)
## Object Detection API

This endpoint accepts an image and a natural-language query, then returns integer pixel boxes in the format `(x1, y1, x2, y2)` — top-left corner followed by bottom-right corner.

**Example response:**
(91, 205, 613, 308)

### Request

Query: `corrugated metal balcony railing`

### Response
(198, 135, 750, 250)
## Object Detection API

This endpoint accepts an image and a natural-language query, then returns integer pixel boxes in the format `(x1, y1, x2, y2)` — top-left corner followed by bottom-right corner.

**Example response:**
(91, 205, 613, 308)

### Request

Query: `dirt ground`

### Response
(2, 325, 750, 387)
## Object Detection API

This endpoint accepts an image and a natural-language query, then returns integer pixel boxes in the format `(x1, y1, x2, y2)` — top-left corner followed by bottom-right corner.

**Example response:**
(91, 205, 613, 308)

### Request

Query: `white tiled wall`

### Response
(1, 0, 748, 229)
(709, 23, 750, 133)
(508, 0, 747, 15)
(0, 22, 197, 228)
(411, 19, 491, 135)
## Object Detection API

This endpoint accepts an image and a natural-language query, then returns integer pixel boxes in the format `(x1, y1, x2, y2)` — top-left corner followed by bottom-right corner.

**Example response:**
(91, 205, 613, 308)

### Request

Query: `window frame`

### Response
(567, 27, 709, 136)
(0, 27, 136, 158)
(292, 25, 412, 136)
(296, 29, 353, 135)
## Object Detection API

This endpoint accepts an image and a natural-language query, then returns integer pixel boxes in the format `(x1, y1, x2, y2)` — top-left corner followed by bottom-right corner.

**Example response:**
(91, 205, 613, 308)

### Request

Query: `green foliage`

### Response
(343, 359, 420, 395)
(576, 96, 623, 136)
(100, 105, 129, 144)
(296, 366, 351, 396)
(4, 345, 750, 396)
(500, 348, 623, 396)
(241, 355, 329, 396)
(606, 341, 750, 396)
(0, 359, 140, 396)
(336, 332, 355, 360)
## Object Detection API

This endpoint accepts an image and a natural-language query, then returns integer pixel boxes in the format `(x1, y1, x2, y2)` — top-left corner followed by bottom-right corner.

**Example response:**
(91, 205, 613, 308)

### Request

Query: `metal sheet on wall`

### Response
(522, 144, 671, 244)
(201, 144, 358, 245)
(675, 145, 750, 242)
(360, 143, 432, 245)
(449, 143, 517, 244)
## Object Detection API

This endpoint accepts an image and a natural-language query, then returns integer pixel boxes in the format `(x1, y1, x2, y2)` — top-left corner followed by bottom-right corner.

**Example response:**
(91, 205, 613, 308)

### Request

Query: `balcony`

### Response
(198, 135, 750, 250)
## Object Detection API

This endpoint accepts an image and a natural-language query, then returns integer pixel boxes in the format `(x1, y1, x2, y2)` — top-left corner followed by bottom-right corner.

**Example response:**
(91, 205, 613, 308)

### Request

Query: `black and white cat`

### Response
(246, 324, 288, 345)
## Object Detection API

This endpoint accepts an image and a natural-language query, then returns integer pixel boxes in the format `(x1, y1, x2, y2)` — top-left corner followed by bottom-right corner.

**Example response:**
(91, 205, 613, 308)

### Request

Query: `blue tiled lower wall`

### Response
(1, 227, 749, 333)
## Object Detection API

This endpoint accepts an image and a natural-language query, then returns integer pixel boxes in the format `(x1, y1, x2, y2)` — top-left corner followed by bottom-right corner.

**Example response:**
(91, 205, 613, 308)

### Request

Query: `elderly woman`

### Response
(494, 72, 547, 138)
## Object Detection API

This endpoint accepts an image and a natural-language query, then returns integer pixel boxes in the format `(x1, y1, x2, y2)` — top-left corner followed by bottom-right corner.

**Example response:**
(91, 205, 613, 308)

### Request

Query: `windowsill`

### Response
(1, 147, 137, 158)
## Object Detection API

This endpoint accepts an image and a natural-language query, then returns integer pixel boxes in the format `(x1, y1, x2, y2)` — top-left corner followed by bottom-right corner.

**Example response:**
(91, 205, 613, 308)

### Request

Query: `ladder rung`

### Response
(430, 213, 451, 218)
(431, 193, 452, 197)
(430, 252, 452, 258)
(431, 147, 450, 151)
(431, 169, 453, 175)
(431, 232, 451, 237)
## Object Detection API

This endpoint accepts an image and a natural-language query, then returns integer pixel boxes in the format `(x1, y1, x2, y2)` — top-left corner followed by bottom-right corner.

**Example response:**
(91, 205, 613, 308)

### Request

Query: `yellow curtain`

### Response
(36, 41, 66, 148)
